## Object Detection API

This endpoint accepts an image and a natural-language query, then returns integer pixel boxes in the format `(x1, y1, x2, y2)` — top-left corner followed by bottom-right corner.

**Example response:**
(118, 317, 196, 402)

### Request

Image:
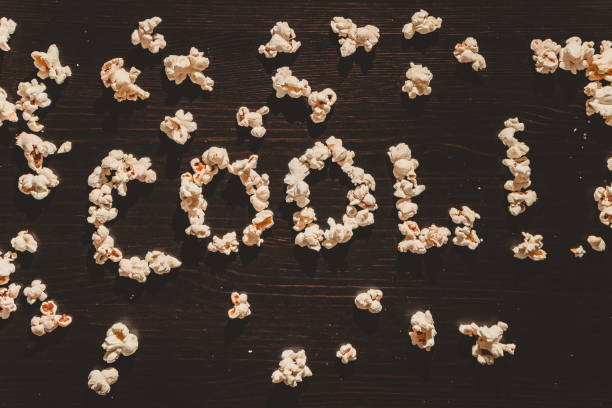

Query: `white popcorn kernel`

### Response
(236, 106, 269, 138)
(570, 245, 586, 258)
(57, 141, 72, 153)
(454, 37, 486, 71)
(88, 368, 119, 396)
(449, 206, 480, 227)
(0, 87, 18, 126)
(343, 205, 374, 230)
(228, 291, 251, 319)
(347, 184, 377, 211)
(243, 210, 274, 247)
(409, 310, 437, 351)
(459, 321, 516, 365)
(0, 283, 21, 319)
(10, 230, 38, 253)
(201, 146, 229, 170)
(594, 183, 612, 226)
(354, 289, 383, 314)
(131, 17, 166, 54)
(118, 256, 151, 283)
(419, 224, 451, 248)
(507, 190, 538, 216)
(295, 224, 324, 251)
(530, 39, 561, 74)
(584, 81, 612, 126)
(145, 251, 181, 275)
(30, 300, 72, 336)
(497, 117, 525, 148)
(336, 343, 357, 364)
(308, 88, 337, 124)
(31, 44, 72, 84)
(102, 322, 139, 363)
(559, 37, 595, 74)
(16, 79, 51, 132)
(512, 232, 547, 261)
(271, 349, 313, 387)
(402, 62, 432, 99)
(0, 17, 16, 52)
(449, 206, 482, 249)
(92, 226, 122, 265)
(325, 136, 355, 167)
(293, 207, 317, 231)
(330, 17, 380, 57)
(587, 235, 605, 251)
(100, 58, 149, 102)
(23, 279, 47, 304)
(271, 66, 311, 98)
(342, 164, 376, 190)
(322, 218, 353, 249)
(0, 250, 17, 285)
(160, 109, 197, 145)
(586, 41, 612, 82)
(15, 132, 56, 172)
(87, 206, 118, 227)
(18, 167, 59, 200)
(608, 157, 612, 171)
(164, 47, 214, 91)
(258, 21, 301, 58)
(208, 232, 239, 255)
(402, 9, 442, 40)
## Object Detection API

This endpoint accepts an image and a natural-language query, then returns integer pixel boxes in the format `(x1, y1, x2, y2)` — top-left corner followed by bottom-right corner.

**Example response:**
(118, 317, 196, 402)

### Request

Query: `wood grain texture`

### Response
(0, 0, 610, 407)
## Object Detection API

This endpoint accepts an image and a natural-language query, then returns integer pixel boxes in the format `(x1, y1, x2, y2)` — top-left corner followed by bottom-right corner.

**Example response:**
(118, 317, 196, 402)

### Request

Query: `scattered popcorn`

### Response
(0, 17, 16, 52)
(0, 250, 17, 284)
(228, 292, 251, 319)
(586, 41, 612, 82)
(594, 182, 612, 226)
(258, 21, 301, 58)
(100, 58, 149, 102)
(15, 132, 57, 172)
(402, 62, 432, 99)
(23, 279, 47, 304)
(409, 310, 437, 351)
(336, 343, 357, 364)
(208, 232, 239, 255)
(512, 232, 547, 261)
(160, 109, 197, 145)
(0, 87, 18, 126)
(102, 322, 139, 363)
(18, 167, 59, 200)
(236, 106, 269, 138)
(530, 38, 561, 74)
(16, 79, 51, 132)
(145, 251, 181, 275)
(131, 17, 166, 54)
(584, 81, 612, 126)
(354, 289, 383, 314)
(271, 66, 310, 98)
(88, 368, 119, 396)
(30, 300, 72, 336)
(449, 206, 482, 249)
(118, 256, 150, 283)
(307, 88, 337, 124)
(164, 47, 214, 91)
(330, 17, 380, 57)
(31, 44, 72, 84)
(271, 349, 312, 387)
(559, 37, 595, 74)
(10, 230, 38, 253)
(587, 235, 606, 251)
(459, 321, 516, 365)
(402, 9, 442, 40)
(57, 141, 72, 154)
(0, 283, 21, 319)
(454, 37, 486, 71)
(570, 245, 586, 258)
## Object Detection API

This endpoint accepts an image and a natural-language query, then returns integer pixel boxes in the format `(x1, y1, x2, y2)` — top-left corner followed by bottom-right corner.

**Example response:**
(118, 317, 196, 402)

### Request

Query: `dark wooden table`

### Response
(0, 1, 610, 407)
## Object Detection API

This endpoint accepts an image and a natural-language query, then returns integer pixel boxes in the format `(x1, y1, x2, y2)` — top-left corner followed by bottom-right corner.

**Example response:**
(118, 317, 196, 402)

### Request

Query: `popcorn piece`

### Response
(271, 349, 313, 387)
(587, 235, 605, 251)
(449, 206, 479, 227)
(342, 205, 374, 230)
(285, 161, 311, 208)
(454, 37, 486, 71)
(88, 368, 119, 396)
(31, 44, 72, 84)
(145, 251, 181, 275)
(586, 40, 612, 82)
(164, 47, 214, 92)
(30, 300, 72, 336)
(0, 17, 16, 52)
(336, 343, 357, 364)
(594, 183, 612, 226)
(419, 224, 451, 248)
(118, 256, 150, 283)
(354, 289, 383, 314)
(15, 132, 56, 172)
(243, 210, 274, 246)
(208, 232, 239, 255)
(92, 226, 122, 265)
(131, 17, 166, 54)
(88, 150, 156, 196)
(530, 39, 561, 74)
(325, 136, 355, 167)
(322, 218, 353, 249)
(18, 167, 59, 200)
(295, 224, 324, 251)
(512, 232, 547, 261)
(227, 292, 251, 319)
(559, 37, 595, 74)
(87, 205, 118, 227)
(449, 206, 482, 249)
(409, 310, 437, 351)
(258, 21, 301, 58)
(459, 321, 516, 365)
(608, 157, 612, 171)
(16, 79, 51, 132)
(330, 17, 380, 57)
(508, 190, 538, 216)
(308, 88, 337, 123)
(0, 250, 17, 285)
(0, 87, 18, 126)
(57, 141, 72, 154)
(102, 322, 139, 363)
(160, 109, 197, 145)
(402, 62, 432, 99)
(100, 58, 149, 102)
(23, 279, 47, 304)
(584, 81, 612, 126)
(570, 245, 586, 258)
(10, 230, 38, 253)
(402, 9, 442, 40)
(0, 283, 21, 319)
(293, 207, 316, 231)
(299, 142, 330, 170)
(201, 146, 229, 170)
(236, 106, 269, 138)
(271, 66, 310, 98)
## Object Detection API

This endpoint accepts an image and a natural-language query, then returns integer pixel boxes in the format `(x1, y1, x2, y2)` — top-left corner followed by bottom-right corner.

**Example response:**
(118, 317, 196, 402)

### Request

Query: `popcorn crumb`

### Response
(559, 37, 595, 74)
(31, 44, 72, 84)
(584, 81, 612, 126)
(228, 292, 251, 319)
(30, 300, 72, 336)
(587, 235, 605, 251)
(0, 250, 17, 285)
(88, 368, 118, 396)
(271, 349, 312, 387)
(258, 21, 301, 58)
(336, 343, 357, 364)
(100, 58, 149, 102)
(16, 79, 51, 132)
(402, 62, 432, 99)
(272, 66, 310, 98)
(402, 9, 442, 40)
(160, 109, 197, 145)
(23, 279, 47, 304)
(586, 41, 612, 82)
(354, 289, 383, 314)
(164, 47, 214, 91)
(307, 88, 337, 123)
(0, 17, 16, 52)
(512, 232, 547, 261)
(0, 87, 18, 126)
(454, 37, 486, 71)
(102, 322, 139, 363)
(409, 310, 437, 351)
(0, 283, 21, 319)
(236, 106, 269, 138)
(570, 245, 586, 258)
(330, 17, 380, 57)
(459, 321, 516, 365)
(530, 39, 561, 74)
(57, 141, 72, 153)
(131, 17, 166, 54)
(10, 230, 38, 253)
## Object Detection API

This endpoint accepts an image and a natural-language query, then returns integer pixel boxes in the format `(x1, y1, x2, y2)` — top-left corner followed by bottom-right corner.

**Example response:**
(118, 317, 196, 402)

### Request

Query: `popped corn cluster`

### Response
(409, 310, 437, 351)
(336, 343, 357, 364)
(0, 17, 16, 52)
(530, 39, 562, 74)
(258, 21, 301, 58)
(100, 58, 150, 102)
(285, 136, 377, 251)
(271, 66, 311, 98)
(271, 349, 313, 387)
(16, 79, 51, 132)
(227, 292, 251, 319)
(31, 44, 72, 85)
(10, 230, 38, 253)
(512, 232, 547, 261)
(0, 283, 21, 319)
(23, 279, 47, 304)
(236, 106, 269, 138)
(402, 62, 433, 99)
(30, 300, 72, 336)
(354, 289, 383, 314)
(498, 118, 537, 215)
(307, 88, 337, 123)
(160, 109, 197, 145)
(88, 368, 119, 396)
(102, 322, 139, 363)
(0, 87, 18, 126)
(459, 321, 516, 365)
(449, 206, 482, 249)
(330, 17, 380, 57)
(131, 17, 166, 54)
(453, 37, 486, 71)
(402, 9, 442, 40)
(164, 47, 214, 92)
(388, 143, 451, 254)
(594, 181, 612, 227)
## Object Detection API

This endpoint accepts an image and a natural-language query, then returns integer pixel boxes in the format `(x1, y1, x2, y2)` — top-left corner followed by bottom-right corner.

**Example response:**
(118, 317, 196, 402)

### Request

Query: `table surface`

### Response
(0, 1, 610, 407)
